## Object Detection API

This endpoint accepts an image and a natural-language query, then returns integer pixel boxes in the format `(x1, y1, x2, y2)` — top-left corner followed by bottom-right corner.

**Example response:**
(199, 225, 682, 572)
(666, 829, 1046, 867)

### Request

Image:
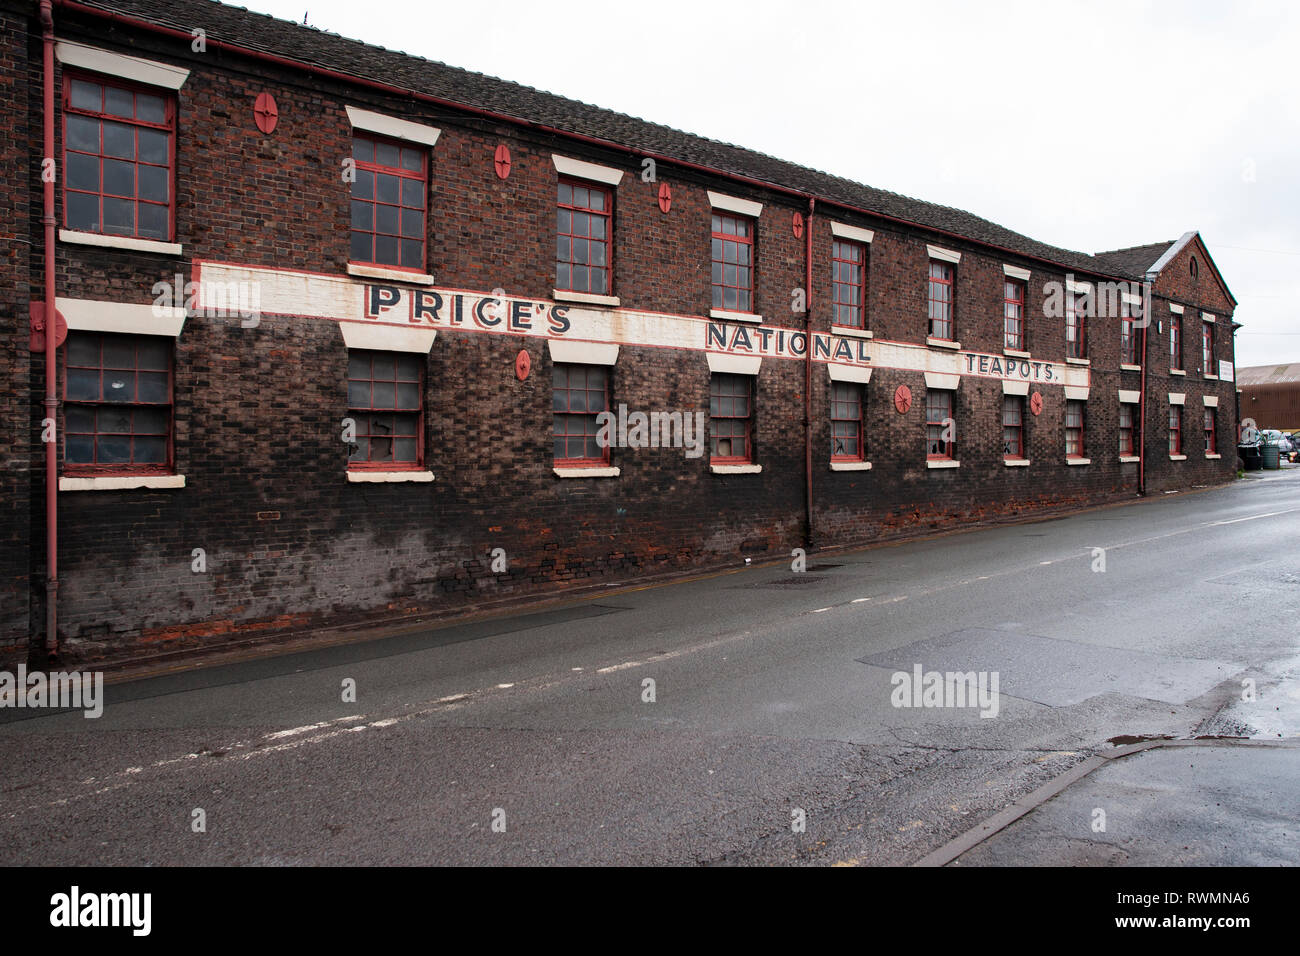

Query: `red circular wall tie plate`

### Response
(494, 144, 512, 179)
(1030, 391, 1044, 416)
(253, 92, 278, 134)
(29, 302, 67, 352)
(657, 182, 671, 214)
(894, 385, 912, 414)
(792, 212, 803, 239)
(515, 349, 530, 381)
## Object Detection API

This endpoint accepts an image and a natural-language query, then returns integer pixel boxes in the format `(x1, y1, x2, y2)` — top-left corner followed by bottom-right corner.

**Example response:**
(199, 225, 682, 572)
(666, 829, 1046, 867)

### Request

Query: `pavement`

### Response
(2, 468, 1298, 866)
(932, 660, 1300, 865)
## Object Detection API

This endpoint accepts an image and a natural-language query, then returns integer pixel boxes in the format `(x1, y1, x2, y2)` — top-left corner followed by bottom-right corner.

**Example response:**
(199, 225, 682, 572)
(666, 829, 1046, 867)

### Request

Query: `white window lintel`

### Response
(707, 191, 763, 218)
(55, 40, 190, 89)
(831, 221, 874, 244)
(552, 154, 624, 186)
(345, 106, 441, 147)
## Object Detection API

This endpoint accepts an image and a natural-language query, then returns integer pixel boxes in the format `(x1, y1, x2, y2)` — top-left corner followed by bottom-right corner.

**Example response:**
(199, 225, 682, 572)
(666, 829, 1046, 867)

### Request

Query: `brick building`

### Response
(1, 0, 1240, 665)
(1237, 364, 1300, 432)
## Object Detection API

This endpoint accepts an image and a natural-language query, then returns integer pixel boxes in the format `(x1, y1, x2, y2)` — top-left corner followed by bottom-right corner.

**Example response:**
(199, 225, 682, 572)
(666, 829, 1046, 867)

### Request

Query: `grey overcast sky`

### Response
(245, 0, 1298, 368)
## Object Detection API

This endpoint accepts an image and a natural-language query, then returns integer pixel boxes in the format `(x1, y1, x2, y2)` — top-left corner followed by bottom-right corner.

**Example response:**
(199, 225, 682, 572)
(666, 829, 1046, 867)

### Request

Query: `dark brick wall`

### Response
(2, 2, 33, 660)
(1, 7, 1236, 664)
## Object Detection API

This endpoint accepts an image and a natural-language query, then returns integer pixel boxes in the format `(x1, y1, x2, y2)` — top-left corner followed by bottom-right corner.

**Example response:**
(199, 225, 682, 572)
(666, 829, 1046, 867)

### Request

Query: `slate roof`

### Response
(1094, 241, 1178, 279)
(72, 0, 1160, 279)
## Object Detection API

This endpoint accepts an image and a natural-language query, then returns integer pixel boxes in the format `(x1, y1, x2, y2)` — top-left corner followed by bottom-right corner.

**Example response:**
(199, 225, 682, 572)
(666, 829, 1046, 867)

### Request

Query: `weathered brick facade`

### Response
(1, 0, 1240, 665)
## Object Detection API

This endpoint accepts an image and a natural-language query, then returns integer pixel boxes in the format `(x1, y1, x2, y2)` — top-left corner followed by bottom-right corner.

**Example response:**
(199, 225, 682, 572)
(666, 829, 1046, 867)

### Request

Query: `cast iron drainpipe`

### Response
(804, 198, 815, 551)
(40, 0, 59, 654)
(1139, 269, 1157, 496)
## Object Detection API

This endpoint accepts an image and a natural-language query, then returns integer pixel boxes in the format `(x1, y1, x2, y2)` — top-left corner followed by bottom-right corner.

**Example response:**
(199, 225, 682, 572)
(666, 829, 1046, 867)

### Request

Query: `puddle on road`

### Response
(1197, 652, 1300, 740)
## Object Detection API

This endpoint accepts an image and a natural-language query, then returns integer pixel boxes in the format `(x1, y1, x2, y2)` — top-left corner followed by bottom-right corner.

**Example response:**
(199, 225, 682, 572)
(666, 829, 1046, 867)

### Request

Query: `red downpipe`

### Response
(53, 0, 1135, 287)
(40, 0, 59, 653)
(804, 198, 815, 550)
(1138, 272, 1154, 496)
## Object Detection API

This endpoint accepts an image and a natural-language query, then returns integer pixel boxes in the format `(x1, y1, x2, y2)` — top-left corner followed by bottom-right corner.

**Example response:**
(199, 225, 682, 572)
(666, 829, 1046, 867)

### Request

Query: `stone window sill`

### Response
(553, 466, 620, 478)
(60, 229, 182, 256)
(347, 470, 435, 483)
(710, 463, 762, 474)
(830, 460, 872, 471)
(346, 263, 436, 285)
(1066, 458, 1091, 466)
(1004, 458, 1030, 467)
(60, 474, 185, 491)
(926, 459, 960, 469)
(833, 326, 873, 340)
(709, 309, 763, 324)
(554, 290, 620, 308)
(926, 337, 961, 350)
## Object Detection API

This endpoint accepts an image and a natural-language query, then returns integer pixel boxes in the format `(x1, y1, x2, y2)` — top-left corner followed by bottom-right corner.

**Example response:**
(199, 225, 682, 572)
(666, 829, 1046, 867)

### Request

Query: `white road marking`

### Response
(1210, 510, 1294, 526)
(17, 490, 1296, 816)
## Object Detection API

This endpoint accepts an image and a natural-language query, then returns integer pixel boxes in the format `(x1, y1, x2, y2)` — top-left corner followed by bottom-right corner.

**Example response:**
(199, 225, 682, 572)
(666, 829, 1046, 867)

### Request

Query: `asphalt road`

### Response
(2, 470, 1298, 866)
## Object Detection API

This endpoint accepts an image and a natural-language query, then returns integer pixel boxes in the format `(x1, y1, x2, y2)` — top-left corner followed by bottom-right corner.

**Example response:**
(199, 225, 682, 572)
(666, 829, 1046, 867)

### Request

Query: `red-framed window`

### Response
(63, 331, 172, 474)
(1202, 322, 1215, 372)
(63, 73, 174, 241)
(556, 179, 612, 295)
(830, 382, 864, 461)
(711, 214, 754, 313)
(1204, 408, 1217, 454)
(346, 350, 423, 469)
(1119, 403, 1138, 456)
(1065, 400, 1086, 458)
(709, 373, 753, 463)
(1170, 316, 1182, 370)
(1169, 405, 1182, 455)
(1002, 395, 1024, 459)
(926, 389, 954, 459)
(1066, 291, 1086, 359)
(350, 135, 427, 271)
(1120, 298, 1142, 365)
(1003, 279, 1025, 351)
(927, 261, 954, 340)
(553, 364, 610, 465)
(832, 240, 868, 329)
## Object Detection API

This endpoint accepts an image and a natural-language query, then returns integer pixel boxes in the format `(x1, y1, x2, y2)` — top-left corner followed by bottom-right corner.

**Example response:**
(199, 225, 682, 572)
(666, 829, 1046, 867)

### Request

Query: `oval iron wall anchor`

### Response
(792, 211, 804, 239)
(894, 385, 912, 414)
(494, 144, 512, 179)
(1030, 391, 1043, 415)
(253, 92, 278, 134)
(657, 182, 672, 214)
(515, 349, 531, 381)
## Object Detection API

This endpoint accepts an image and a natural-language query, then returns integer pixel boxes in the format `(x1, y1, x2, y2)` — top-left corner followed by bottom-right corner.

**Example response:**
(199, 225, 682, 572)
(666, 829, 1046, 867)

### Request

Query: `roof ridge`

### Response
(71, 0, 1143, 277)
